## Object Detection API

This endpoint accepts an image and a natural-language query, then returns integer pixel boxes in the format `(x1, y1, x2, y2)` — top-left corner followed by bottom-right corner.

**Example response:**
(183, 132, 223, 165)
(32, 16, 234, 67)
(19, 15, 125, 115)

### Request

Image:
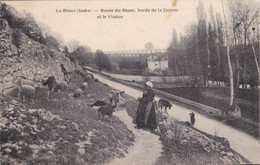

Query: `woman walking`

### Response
(135, 81, 157, 131)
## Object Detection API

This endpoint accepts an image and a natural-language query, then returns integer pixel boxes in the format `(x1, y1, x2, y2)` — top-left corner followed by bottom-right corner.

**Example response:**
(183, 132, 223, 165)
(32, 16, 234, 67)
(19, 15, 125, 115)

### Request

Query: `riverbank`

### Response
(88, 68, 259, 139)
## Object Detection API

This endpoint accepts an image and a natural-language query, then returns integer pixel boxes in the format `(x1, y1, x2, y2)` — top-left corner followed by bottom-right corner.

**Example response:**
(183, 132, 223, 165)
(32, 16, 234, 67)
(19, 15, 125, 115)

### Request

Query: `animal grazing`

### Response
(74, 88, 82, 98)
(19, 85, 36, 103)
(42, 76, 56, 100)
(98, 104, 116, 122)
(61, 64, 70, 82)
(158, 99, 172, 114)
(42, 76, 56, 91)
(88, 100, 108, 107)
(110, 91, 124, 106)
(81, 82, 88, 91)
(86, 74, 93, 81)
(189, 112, 195, 126)
(54, 82, 68, 93)
(13, 77, 36, 103)
(17, 77, 36, 87)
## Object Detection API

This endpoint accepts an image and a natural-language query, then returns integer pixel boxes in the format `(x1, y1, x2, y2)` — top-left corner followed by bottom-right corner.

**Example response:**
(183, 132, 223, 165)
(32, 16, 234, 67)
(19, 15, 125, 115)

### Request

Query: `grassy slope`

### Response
(0, 74, 134, 165)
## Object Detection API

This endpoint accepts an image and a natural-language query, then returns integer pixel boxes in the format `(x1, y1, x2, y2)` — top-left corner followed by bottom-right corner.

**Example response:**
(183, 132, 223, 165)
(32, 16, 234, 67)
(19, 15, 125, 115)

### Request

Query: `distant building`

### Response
(104, 49, 167, 59)
(104, 49, 168, 74)
(147, 55, 168, 73)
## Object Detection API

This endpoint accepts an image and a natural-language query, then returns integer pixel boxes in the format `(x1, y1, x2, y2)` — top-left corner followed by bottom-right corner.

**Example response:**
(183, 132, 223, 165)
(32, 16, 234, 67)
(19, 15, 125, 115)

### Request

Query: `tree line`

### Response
(167, 0, 259, 90)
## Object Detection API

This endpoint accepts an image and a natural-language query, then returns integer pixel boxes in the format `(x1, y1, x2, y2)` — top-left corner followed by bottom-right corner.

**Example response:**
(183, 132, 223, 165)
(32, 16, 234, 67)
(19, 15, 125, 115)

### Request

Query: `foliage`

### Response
(144, 42, 154, 50)
(45, 35, 60, 50)
(166, 0, 259, 89)
(95, 50, 111, 71)
(1, 3, 46, 44)
(69, 46, 94, 66)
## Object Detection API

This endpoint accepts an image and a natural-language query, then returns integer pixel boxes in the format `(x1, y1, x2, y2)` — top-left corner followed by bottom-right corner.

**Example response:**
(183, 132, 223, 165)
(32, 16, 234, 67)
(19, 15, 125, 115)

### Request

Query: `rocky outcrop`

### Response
(0, 3, 76, 94)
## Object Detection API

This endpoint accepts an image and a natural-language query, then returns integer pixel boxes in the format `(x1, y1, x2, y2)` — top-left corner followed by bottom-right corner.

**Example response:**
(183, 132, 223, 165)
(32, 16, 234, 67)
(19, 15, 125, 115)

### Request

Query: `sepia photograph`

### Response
(0, 0, 260, 164)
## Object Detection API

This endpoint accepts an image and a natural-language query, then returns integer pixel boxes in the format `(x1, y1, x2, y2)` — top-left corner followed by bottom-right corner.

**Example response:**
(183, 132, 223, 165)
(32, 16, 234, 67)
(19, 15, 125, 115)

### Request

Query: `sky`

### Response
(4, 0, 224, 52)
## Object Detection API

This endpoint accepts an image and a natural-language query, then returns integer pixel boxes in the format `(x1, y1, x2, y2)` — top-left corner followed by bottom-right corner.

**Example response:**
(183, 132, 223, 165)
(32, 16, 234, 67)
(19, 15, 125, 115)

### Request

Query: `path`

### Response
(105, 109, 162, 165)
(93, 73, 260, 164)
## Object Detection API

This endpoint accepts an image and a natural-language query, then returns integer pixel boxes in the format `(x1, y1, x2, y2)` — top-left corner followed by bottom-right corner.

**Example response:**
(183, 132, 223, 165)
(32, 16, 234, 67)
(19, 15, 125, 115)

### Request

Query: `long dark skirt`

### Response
(135, 101, 157, 130)
(135, 101, 146, 128)
(146, 104, 157, 130)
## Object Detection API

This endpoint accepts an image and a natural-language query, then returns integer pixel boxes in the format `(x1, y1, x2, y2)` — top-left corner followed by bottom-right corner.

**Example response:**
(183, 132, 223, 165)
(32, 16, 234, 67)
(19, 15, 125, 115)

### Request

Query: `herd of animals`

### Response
(8, 67, 196, 125)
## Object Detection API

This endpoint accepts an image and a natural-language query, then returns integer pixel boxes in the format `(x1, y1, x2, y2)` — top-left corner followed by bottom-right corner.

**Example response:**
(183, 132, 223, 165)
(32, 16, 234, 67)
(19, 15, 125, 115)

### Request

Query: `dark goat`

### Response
(98, 104, 116, 121)
(42, 76, 56, 100)
(88, 100, 108, 107)
(42, 76, 56, 91)
(189, 112, 195, 125)
(158, 99, 172, 114)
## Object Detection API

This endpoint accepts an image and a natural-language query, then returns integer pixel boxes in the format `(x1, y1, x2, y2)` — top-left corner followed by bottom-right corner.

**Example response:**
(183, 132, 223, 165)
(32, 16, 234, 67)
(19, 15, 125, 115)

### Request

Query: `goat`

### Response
(158, 99, 172, 114)
(42, 76, 56, 100)
(98, 104, 116, 122)
(110, 91, 124, 106)
(88, 100, 108, 107)
(189, 112, 195, 126)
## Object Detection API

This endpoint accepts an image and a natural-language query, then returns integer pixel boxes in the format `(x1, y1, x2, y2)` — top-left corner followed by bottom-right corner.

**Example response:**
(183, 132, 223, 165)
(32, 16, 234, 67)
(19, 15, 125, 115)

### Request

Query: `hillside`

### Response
(0, 3, 76, 94)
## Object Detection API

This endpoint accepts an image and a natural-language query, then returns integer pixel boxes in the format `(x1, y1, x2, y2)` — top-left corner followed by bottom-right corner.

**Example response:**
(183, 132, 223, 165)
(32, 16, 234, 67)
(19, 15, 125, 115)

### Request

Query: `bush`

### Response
(95, 50, 111, 71)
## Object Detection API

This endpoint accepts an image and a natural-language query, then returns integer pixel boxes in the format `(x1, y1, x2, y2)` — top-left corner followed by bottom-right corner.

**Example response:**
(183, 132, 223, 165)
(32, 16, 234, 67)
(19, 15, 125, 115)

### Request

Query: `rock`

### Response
(78, 148, 85, 154)
(0, 4, 79, 95)
(166, 130, 174, 139)
(4, 148, 12, 153)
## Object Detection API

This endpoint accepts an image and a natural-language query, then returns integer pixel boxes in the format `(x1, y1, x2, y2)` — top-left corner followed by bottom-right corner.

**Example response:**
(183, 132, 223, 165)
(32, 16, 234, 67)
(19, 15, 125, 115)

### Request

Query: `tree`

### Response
(95, 50, 111, 71)
(180, 33, 189, 75)
(196, 1, 210, 86)
(222, 0, 234, 106)
(69, 46, 93, 65)
(45, 35, 60, 50)
(185, 22, 202, 76)
(63, 46, 70, 57)
(216, 12, 226, 83)
(168, 28, 180, 76)
(67, 40, 80, 52)
(144, 42, 154, 50)
(228, 0, 260, 88)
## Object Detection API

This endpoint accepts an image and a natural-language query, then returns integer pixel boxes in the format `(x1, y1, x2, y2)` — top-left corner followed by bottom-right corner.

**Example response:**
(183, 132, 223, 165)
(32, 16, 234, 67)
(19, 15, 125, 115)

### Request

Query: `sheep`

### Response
(74, 88, 82, 98)
(17, 77, 35, 87)
(19, 85, 36, 103)
(81, 82, 88, 91)
(85, 74, 92, 81)
(54, 82, 68, 93)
